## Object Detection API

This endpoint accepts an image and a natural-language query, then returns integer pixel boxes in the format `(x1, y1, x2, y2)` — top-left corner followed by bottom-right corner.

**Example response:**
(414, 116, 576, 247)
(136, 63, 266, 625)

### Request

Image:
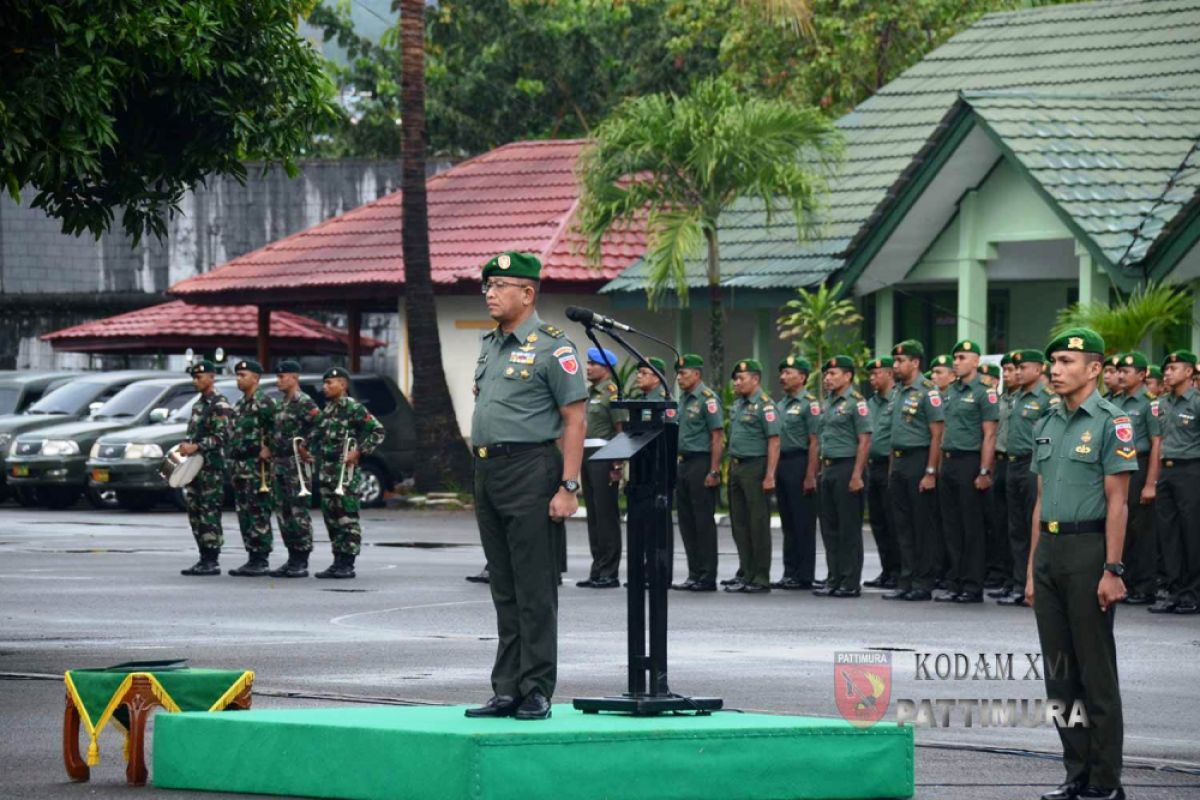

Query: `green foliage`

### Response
(1051, 283, 1194, 355)
(777, 282, 869, 398)
(0, 0, 337, 242)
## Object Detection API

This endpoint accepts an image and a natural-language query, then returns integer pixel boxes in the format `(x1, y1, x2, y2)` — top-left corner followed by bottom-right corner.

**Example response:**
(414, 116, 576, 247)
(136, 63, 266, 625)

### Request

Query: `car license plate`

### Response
(92, 468, 110, 483)
(11, 465, 29, 478)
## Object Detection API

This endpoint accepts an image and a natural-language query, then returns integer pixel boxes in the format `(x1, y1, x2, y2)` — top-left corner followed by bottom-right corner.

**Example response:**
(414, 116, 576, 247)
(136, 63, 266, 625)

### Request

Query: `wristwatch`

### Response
(924, 467, 936, 476)
(560, 479, 580, 494)
(979, 467, 992, 477)
(707, 470, 721, 479)
(1103, 562, 1125, 577)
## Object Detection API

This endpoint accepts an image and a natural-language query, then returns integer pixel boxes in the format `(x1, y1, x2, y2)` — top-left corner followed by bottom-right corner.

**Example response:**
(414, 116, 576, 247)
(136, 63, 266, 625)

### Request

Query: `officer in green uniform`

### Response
(864, 356, 900, 589)
(1148, 350, 1200, 615)
(938, 339, 999, 603)
(725, 359, 780, 593)
(986, 355, 1018, 594)
(928, 353, 955, 583)
(884, 341, 943, 601)
(1027, 328, 1134, 800)
(1114, 352, 1161, 606)
(998, 349, 1058, 607)
(1145, 365, 1164, 398)
(268, 360, 319, 578)
(227, 359, 277, 577)
(673, 354, 724, 592)
(179, 360, 233, 576)
(1102, 354, 1122, 399)
(466, 252, 586, 721)
(815, 355, 872, 597)
(632, 357, 671, 400)
(306, 368, 385, 579)
(773, 355, 820, 590)
(578, 347, 626, 589)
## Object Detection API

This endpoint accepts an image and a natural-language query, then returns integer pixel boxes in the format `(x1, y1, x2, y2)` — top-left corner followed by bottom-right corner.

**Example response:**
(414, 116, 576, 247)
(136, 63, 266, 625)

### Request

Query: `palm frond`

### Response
(643, 208, 705, 308)
(1051, 283, 1192, 353)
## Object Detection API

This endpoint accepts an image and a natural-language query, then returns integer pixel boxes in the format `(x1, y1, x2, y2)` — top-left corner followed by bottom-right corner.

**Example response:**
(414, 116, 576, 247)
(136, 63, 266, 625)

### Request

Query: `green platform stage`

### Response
(154, 704, 914, 800)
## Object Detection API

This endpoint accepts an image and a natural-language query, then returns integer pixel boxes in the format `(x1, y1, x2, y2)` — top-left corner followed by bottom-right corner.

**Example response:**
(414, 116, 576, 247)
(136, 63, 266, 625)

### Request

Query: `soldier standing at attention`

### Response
(268, 360, 320, 578)
(928, 353, 955, 585)
(1113, 352, 1160, 606)
(305, 368, 385, 580)
(815, 356, 872, 598)
(179, 360, 233, 576)
(465, 252, 586, 721)
(632, 357, 671, 400)
(724, 359, 780, 594)
(1145, 366, 1164, 398)
(1027, 328, 1134, 800)
(772, 355, 820, 590)
(930, 355, 955, 394)
(864, 357, 900, 590)
(226, 359, 277, 577)
(1101, 354, 1122, 399)
(986, 355, 1020, 597)
(578, 347, 626, 589)
(672, 354, 724, 592)
(884, 341, 943, 601)
(938, 339, 999, 604)
(1148, 350, 1200, 616)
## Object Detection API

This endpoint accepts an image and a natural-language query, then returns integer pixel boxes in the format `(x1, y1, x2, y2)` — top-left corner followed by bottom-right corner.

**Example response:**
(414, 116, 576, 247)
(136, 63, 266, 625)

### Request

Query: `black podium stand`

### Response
(573, 399, 723, 716)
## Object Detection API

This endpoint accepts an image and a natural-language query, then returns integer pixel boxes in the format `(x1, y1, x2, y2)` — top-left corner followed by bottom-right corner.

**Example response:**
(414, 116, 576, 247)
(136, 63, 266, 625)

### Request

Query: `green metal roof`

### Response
(604, 0, 1200, 295)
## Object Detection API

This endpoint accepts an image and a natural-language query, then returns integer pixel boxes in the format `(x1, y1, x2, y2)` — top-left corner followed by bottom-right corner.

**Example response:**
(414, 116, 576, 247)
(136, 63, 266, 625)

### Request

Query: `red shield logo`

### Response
(928, 391, 942, 408)
(1114, 416, 1133, 443)
(557, 354, 578, 375)
(834, 651, 891, 728)
(706, 398, 719, 414)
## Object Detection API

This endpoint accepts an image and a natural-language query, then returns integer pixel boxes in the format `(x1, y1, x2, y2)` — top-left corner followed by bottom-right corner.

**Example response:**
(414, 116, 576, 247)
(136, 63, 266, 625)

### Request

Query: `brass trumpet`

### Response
(334, 436, 357, 497)
(257, 433, 270, 493)
(293, 436, 312, 497)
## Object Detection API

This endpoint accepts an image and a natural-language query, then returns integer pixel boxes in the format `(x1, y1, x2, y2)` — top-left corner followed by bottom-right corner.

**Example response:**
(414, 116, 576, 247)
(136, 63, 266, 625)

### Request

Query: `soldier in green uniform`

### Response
(268, 360, 320, 578)
(1102, 354, 1122, 399)
(578, 347, 626, 589)
(179, 360, 233, 576)
(930, 354, 955, 394)
(1113, 352, 1161, 606)
(632, 357, 671, 401)
(986, 355, 1019, 594)
(1027, 328, 1134, 800)
(773, 355, 820, 590)
(466, 252, 586, 721)
(1145, 365, 1164, 398)
(864, 356, 899, 589)
(226, 359, 277, 577)
(672, 354, 724, 592)
(928, 353, 955, 583)
(305, 368, 385, 580)
(725, 359, 780, 593)
(815, 355, 872, 598)
(884, 341, 943, 601)
(937, 339, 999, 603)
(1148, 350, 1200, 615)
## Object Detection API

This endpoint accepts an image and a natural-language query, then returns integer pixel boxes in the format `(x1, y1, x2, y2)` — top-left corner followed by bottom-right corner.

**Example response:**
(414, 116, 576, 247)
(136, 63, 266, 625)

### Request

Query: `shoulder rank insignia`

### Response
(702, 388, 714, 398)
(607, 383, 617, 393)
(539, 324, 565, 339)
(851, 390, 864, 400)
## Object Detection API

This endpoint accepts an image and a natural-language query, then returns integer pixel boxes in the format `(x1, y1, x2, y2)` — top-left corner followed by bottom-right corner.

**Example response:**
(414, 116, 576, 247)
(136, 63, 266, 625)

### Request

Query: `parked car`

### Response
(7, 377, 197, 508)
(0, 372, 79, 416)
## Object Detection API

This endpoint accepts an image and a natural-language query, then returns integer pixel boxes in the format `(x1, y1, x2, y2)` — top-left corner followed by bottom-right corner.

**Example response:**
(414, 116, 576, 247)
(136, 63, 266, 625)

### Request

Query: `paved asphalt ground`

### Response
(2, 505, 1198, 799)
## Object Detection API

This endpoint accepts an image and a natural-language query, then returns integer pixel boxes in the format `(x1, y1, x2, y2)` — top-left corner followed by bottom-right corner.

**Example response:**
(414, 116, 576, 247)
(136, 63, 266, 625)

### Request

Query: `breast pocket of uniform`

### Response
(1035, 438, 1053, 464)
(1065, 440, 1102, 489)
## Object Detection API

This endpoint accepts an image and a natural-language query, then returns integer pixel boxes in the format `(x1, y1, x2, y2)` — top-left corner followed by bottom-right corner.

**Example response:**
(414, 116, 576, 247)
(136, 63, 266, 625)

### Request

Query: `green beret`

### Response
(923, 370, 933, 380)
(931, 354, 953, 368)
(978, 363, 998, 378)
(233, 359, 263, 374)
(1046, 327, 1105, 356)
(731, 358, 764, 378)
(952, 339, 981, 355)
(868, 356, 894, 370)
(822, 355, 855, 372)
(1000, 352, 1014, 366)
(1148, 365, 1163, 379)
(1119, 351, 1148, 370)
(188, 359, 218, 376)
(676, 353, 704, 370)
(892, 340, 924, 358)
(779, 354, 812, 373)
(323, 367, 351, 381)
(1012, 349, 1046, 365)
(641, 357, 666, 373)
(276, 359, 301, 374)
(1163, 349, 1198, 367)
(1105, 353, 1123, 368)
(482, 251, 542, 281)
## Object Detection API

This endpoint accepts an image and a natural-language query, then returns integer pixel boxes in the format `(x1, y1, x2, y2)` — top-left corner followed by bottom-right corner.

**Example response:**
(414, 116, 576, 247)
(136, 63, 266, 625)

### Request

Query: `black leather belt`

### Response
(779, 449, 809, 461)
(474, 441, 552, 459)
(892, 447, 928, 459)
(678, 451, 710, 462)
(730, 456, 765, 465)
(821, 456, 854, 466)
(1007, 453, 1032, 463)
(942, 449, 980, 459)
(1162, 457, 1200, 468)
(1040, 519, 1105, 535)
(868, 456, 889, 465)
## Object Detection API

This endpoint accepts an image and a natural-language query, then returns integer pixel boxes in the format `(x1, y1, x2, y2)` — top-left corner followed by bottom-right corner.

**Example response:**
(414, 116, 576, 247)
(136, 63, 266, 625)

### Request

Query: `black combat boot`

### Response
(315, 553, 356, 579)
(181, 547, 221, 576)
(269, 550, 309, 578)
(229, 552, 271, 577)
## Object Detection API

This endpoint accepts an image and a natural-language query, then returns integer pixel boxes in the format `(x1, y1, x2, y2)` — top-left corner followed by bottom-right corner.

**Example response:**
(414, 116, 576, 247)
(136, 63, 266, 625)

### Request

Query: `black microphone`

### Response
(564, 306, 636, 333)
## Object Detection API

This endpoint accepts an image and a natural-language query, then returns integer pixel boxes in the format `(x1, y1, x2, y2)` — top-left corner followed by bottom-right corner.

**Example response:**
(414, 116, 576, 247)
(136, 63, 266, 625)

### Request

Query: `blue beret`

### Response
(586, 347, 618, 368)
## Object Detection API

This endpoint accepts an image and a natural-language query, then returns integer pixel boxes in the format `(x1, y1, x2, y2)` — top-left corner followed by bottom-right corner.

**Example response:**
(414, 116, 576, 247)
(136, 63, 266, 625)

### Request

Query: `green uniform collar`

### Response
(1053, 387, 1102, 420)
(492, 312, 543, 345)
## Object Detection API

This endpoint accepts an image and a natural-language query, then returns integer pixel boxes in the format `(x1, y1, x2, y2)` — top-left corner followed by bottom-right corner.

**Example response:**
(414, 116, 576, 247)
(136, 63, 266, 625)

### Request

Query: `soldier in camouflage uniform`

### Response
(179, 360, 233, 576)
(269, 360, 320, 578)
(226, 359, 278, 577)
(306, 367, 385, 579)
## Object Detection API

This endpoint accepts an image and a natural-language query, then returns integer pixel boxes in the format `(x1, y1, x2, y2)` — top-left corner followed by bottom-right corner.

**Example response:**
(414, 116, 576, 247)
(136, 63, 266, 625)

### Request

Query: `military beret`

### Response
(639, 356, 666, 373)
(188, 359, 218, 376)
(1106, 353, 1123, 368)
(892, 340, 924, 358)
(731, 358, 764, 377)
(1046, 327, 1104, 356)
(1012, 349, 1046, 365)
(1120, 351, 1148, 370)
(482, 251, 541, 281)
(952, 339, 981, 355)
(1148, 365, 1163, 379)
(233, 359, 263, 374)
(868, 356, 894, 370)
(978, 363, 998, 378)
(779, 354, 812, 373)
(276, 359, 302, 374)
(323, 367, 351, 381)
(1163, 349, 1199, 367)
(923, 370, 933, 380)
(676, 353, 704, 370)
(587, 347, 619, 367)
(822, 355, 856, 372)
(931, 354, 953, 368)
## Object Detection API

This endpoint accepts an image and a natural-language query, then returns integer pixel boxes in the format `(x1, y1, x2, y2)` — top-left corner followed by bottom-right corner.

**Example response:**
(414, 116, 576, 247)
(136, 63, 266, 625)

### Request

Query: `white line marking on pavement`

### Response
(330, 600, 491, 628)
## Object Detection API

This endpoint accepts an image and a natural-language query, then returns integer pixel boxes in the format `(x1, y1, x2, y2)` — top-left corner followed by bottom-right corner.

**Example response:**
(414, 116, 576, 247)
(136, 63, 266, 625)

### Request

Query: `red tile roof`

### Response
(42, 301, 385, 355)
(168, 139, 647, 305)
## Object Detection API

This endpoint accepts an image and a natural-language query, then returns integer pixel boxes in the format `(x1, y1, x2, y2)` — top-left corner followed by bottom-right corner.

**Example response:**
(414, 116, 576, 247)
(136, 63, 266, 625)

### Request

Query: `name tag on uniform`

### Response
(1036, 437, 1051, 445)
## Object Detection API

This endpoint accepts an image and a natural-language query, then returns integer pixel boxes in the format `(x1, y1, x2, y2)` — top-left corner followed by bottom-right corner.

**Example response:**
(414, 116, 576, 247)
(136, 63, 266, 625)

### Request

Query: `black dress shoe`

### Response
(1078, 787, 1125, 800)
(576, 578, 596, 587)
(741, 583, 771, 594)
(1040, 778, 1085, 800)
(880, 575, 898, 589)
(671, 580, 697, 591)
(720, 576, 743, 586)
(465, 695, 520, 718)
(465, 567, 490, 584)
(986, 586, 1011, 599)
(1121, 592, 1153, 605)
(515, 691, 552, 720)
(832, 588, 861, 598)
(1175, 602, 1199, 615)
(882, 589, 910, 601)
(903, 589, 932, 601)
(812, 586, 836, 597)
(812, 579, 827, 589)
(983, 577, 1004, 590)
(689, 581, 717, 592)
(590, 577, 620, 589)
(863, 573, 888, 588)
(723, 581, 745, 593)
(933, 590, 960, 602)
(1148, 599, 1178, 614)
(997, 592, 1027, 607)
(954, 592, 983, 604)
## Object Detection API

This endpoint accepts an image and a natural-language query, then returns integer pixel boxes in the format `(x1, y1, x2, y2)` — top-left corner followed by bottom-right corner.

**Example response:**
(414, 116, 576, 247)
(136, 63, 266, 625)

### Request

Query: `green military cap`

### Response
(822, 355, 855, 372)
(1106, 353, 1123, 368)
(188, 359, 218, 375)
(923, 370, 933, 380)
(978, 362, 998, 378)
(641, 356, 666, 373)
(930, 354, 953, 368)
(233, 359, 263, 374)
(276, 359, 302, 374)
(1148, 365, 1163, 379)
(1000, 352, 1014, 366)
(1120, 351, 1149, 370)
(1163, 349, 1199, 367)
(892, 339, 924, 358)
(323, 367, 351, 381)
(482, 251, 541, 281)
(779, 354, 812, 373)
(952, 339, 981, 355)
(868, 356, 894, 370)
(676, 353, 704, 370)
(1011, 348, 1046, 365)
(1046, 327, 1105, 356)
(731, 358, 764, 378)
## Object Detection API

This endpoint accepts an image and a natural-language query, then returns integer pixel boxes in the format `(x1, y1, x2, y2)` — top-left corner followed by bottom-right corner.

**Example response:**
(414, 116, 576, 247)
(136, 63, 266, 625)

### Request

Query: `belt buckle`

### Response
(945, 451, 952, 459)
(1165, 459, 1174, 468)
(893, 450, 902, 458)
(1048, 521, 1059, 534)
(477, 446, 488, 459)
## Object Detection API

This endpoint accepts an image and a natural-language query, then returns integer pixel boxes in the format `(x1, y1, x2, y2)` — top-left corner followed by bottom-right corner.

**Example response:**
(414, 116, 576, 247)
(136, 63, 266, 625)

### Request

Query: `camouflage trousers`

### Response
(318, 464, 362, 555)
(273, 460, 313, 553)
(231, 471, 274, 554)
(185, 467, 224, 550)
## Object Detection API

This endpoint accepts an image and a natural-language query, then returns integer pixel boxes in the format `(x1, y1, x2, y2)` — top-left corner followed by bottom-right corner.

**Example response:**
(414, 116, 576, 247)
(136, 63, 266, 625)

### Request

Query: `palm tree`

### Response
(1051, 282, 1192, 355)
(577, 77, 840, 380)
(776, 281, 867, 399)
(398, 0, 472, 490)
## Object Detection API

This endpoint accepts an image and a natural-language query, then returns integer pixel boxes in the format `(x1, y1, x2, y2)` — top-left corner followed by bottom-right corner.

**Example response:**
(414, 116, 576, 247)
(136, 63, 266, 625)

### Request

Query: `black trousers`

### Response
(866, 459, 900, 577)
(939, 451, 987, 596)
(581, 447, 622, 580)
(676, 455, 718, 584)
(889, 448, 937, 592)
(776, 450, 817, 582)
(1123, 455, 1156, 597)
(819, 459, 864, 592)
(986, 457, 1013, 585)
(1156, 459, 1200, 604)
(1006, 455, 1037, 593)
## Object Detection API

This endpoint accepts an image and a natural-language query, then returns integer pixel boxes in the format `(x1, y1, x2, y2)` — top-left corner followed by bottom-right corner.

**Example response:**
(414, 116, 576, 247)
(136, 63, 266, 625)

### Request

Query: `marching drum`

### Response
(160, 446, 204, 488)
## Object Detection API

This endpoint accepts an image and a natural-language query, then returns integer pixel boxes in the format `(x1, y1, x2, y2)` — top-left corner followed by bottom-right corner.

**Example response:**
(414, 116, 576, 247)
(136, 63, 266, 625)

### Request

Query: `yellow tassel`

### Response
(87, 738, 100, 767)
